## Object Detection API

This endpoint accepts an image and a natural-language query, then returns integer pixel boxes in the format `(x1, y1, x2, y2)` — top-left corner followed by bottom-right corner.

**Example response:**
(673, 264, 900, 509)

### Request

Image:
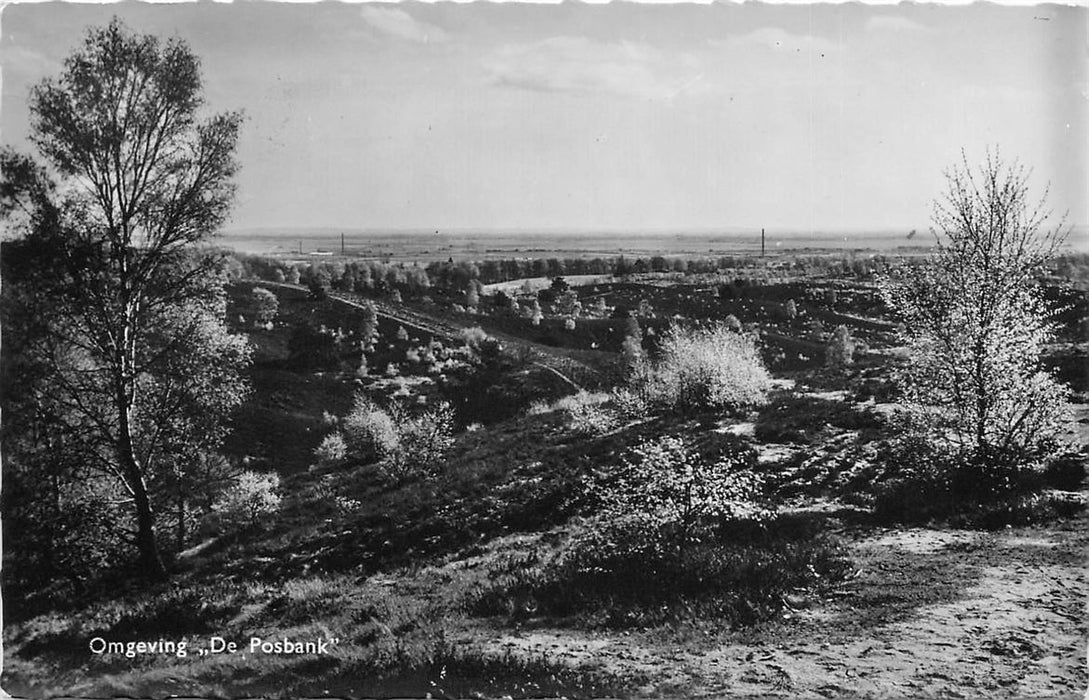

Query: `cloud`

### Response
(715, 27, 840, 54)
(360, 7, 448, 44)
(865, 15, 930, 33)
(484, 37, 704, 102)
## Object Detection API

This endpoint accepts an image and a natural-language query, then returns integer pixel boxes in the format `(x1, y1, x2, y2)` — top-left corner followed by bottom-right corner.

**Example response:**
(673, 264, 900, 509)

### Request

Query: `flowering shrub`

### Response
(564, 393, 620, 436)
(468, 439, 849, 627)
(630, 322, 770, 415)
(591, 435, 765, 556)
(610, 387, 650, 421)
(314, 432, 348, 467)
(383, 401, 456, 480)
(212, 471, 281, 528)
(825, 324, 855, 368)
(341, 394, 400, 463)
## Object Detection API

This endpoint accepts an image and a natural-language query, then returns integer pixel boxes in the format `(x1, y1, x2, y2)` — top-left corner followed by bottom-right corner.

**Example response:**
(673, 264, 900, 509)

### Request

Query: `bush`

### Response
(562, 392, 619, 436)
(212, 471, 281, 529)
(825, 324, 854, 368)
(867, 433, 1086, 526)
(250, 287, 279, 325)
(314, 432, 348, 467)
(342, 394, 400, 463)
(591, 435, 765, 555)
(610, 387, 650, 421)
(383, 402, 456, 480)
(470, 514, 848, 628)
(631, 323, 771, 415)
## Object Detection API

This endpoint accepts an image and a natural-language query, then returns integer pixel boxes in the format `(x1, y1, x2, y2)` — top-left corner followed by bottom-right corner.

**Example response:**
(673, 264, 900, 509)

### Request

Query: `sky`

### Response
(1, 2, 1085, 235)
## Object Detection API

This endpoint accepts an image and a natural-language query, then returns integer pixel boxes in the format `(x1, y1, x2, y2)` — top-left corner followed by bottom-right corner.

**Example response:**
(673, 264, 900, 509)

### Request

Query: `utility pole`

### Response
(761, 228, 765, 257)
(341, 232, 345, 256)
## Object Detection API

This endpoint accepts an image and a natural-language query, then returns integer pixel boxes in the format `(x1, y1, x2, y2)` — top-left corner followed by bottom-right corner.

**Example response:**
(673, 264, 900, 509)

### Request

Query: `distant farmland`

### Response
(219, 228, 950, 261)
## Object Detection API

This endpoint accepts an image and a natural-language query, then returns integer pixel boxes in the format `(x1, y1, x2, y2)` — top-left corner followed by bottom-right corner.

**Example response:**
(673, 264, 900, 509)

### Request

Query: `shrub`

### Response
(342, 395, 401, 463)
(610, 387, 650, 421)
(250, 287, 279, 325)
(619, 334, 644, 375)
(559, 391, 619, 436)
(212, 471, 281, 529)
(384, 402, 456, 480)
(723, 314, 742, 333)
(314, 432, 348, 467)
(631, 323, 770, 415)
(592, 435, 765, 556)
(308, 272, 331, 300)
(359, 301, 379, 351)
(825, 324, 855, 368)
(470, 513, 848, 628)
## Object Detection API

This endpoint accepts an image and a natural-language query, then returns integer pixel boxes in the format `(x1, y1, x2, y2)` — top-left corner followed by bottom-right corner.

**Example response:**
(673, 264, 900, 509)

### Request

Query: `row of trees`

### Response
(230, 249, 897, 297)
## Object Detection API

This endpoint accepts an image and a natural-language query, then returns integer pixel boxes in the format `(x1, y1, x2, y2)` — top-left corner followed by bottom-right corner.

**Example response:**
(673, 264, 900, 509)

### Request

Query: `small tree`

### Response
(314, 432, 348, 467)
(384, 402, 456, 480)
(825, 324, 855, 369)
(881, 151, 1071, 479)
(341, 394, 400, 462)
(213, 471, 281, 529)
(555, 290, 582, 318)
(2, 19, 248, 578)
(620, 334, 645, 375)
(251, 287, 279, 326)
(309, 270, 331, 300)
(359, 300, 380, 351)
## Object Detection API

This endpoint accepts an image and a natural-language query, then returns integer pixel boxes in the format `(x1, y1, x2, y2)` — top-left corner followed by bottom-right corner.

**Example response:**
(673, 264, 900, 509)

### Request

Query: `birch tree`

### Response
(2, 19, 249, 579)
(881, 151, 1071, 478)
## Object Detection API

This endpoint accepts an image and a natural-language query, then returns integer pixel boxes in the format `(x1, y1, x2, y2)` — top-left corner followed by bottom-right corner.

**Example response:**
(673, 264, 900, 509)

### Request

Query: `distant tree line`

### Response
(225, 250, 901, 295)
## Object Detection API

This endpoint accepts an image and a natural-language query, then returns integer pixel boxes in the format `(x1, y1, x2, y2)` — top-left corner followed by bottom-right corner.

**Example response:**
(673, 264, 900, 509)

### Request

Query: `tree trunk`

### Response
(130, 471, 167, 580)
(117, 381, 168, 580)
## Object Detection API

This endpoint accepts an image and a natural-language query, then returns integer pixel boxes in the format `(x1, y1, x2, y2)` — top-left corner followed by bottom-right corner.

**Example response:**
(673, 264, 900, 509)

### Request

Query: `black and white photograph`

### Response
(1, 1, 1087, 697)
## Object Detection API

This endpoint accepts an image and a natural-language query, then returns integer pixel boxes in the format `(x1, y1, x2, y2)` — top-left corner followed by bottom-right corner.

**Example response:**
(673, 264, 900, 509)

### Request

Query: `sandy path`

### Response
(484, 510, 1089, 697)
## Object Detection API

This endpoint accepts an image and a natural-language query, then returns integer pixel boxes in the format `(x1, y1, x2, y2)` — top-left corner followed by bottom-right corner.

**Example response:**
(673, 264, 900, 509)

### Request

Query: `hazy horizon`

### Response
(3, 3, 1086, 234)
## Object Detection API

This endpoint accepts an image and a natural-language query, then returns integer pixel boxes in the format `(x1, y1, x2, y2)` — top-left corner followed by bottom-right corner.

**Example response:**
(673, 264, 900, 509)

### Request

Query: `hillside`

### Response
(5, 273, 1087, 698)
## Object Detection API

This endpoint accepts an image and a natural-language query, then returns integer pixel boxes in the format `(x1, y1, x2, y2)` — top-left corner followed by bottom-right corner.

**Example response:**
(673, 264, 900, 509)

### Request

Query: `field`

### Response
(220, 227, 1089, 261)
(5, 244, 1088, 698)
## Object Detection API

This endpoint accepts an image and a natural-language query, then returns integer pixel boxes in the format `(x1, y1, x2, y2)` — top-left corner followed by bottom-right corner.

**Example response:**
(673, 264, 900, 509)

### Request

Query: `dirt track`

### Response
(484, 507, 1089, 697)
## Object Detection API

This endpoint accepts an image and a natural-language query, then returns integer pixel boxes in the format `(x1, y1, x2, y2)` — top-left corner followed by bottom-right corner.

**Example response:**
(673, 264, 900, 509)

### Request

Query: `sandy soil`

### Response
(481, 508, 1088, 697)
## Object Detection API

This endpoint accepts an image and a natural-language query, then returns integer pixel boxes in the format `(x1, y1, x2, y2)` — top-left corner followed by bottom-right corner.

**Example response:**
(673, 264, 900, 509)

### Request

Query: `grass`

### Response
(466, 514, 851, 629)
(755, 392, 883, 445)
